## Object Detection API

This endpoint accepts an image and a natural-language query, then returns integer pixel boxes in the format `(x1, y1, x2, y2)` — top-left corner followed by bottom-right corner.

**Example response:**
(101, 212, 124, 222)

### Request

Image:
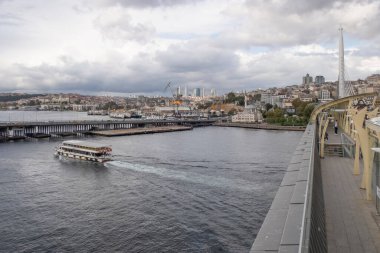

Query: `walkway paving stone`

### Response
(321, 156, 380, 252)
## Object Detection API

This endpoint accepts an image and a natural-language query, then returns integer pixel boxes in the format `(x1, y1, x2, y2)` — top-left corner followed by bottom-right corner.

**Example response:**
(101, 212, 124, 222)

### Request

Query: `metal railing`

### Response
(341, 133, 355, 158)
(300, 123, 327, 252)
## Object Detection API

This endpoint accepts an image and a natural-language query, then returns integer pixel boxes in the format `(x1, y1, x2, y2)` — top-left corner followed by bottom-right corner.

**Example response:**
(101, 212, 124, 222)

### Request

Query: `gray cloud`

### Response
(0, 0, 379, 95)
(95, 0, 204, 8)
(155, 42, 240, 73)
(0, 56, 173, 93)
(246, 0, 376, 13)
(0, 44, 377, 94)
(0, 13, 23, 26)
(94, 10, 155, 44)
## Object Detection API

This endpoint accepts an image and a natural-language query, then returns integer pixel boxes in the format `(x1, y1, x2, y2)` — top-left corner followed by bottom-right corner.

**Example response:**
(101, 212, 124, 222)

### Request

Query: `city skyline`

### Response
(0, 0, 379, 95)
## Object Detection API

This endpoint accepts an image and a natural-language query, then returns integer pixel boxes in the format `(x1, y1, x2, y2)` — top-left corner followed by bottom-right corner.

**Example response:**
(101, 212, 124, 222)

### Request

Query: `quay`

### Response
(251, 93, 380, 253)
(213, 122, 306, 131)
(0, 119, 215, 141)
(90, 125, 193, 136)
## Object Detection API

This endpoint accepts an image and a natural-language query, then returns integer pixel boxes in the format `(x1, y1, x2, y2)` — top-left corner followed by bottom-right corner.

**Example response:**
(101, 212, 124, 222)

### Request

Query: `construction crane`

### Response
(164, 82, 182, 117)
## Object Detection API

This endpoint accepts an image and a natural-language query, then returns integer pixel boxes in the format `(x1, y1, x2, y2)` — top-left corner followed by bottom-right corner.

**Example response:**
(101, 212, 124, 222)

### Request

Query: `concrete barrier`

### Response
(250, 123, 326, 253)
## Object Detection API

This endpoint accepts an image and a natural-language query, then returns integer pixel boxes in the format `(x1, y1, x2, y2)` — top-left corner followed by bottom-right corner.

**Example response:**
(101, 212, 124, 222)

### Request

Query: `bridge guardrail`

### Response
(250, 123, 326, 253)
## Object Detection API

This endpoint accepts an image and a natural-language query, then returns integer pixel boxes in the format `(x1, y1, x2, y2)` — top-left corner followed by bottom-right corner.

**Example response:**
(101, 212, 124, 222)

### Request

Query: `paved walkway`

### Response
(324, 121, 342, 144)
(322, 156, 380, 252)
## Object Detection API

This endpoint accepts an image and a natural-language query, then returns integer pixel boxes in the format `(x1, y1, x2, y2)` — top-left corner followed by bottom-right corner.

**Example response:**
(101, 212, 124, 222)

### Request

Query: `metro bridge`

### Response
(251, 92, 380, 253)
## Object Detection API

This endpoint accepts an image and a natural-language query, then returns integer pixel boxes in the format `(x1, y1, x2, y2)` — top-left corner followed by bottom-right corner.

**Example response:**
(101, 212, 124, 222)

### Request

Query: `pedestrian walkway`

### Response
(322, 156, 380, 252)
(324, 122, 342, 144)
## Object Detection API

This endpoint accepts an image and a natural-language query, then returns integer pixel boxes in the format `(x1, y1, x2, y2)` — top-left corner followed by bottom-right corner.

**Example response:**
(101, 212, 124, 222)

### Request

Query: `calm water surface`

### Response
(0, 118, 302, 252)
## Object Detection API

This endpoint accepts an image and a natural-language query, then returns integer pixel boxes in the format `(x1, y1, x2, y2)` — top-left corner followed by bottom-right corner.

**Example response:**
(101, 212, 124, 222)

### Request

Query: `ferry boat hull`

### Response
(54, 140, 112, 163)
(55, 150, 111, 163)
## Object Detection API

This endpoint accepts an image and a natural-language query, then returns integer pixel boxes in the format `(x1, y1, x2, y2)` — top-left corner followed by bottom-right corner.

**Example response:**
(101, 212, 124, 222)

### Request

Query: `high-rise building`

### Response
(315, 76, 325, 84)
(202, 88, 205, 97)
(302, 74, 313, 85)
(193, 88, 201, 97)
(210, 88, 216, 97)
(176, 86, 181, 96)
(184, 86, 188, 97)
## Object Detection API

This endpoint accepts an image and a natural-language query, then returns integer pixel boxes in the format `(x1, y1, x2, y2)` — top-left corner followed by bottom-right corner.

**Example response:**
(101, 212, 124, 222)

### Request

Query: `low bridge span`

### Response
(0, 119, 216, 140)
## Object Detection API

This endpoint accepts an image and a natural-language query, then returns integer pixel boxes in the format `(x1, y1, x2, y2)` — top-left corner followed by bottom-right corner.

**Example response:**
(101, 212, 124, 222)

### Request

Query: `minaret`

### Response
(338, 26, 345, 98)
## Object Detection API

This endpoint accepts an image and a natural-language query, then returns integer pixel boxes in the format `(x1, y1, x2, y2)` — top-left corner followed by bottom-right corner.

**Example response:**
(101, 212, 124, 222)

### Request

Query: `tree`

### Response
(235, 96, 245, 106)
(228, 108, 237, 115)
(225, 92, 236, 103)
(265, 103, 273, 111)
(102, 101, 121, 110)
(253, 94, 261, 101)
(303, 103, 315, 119)
(292, 98, 303, 108)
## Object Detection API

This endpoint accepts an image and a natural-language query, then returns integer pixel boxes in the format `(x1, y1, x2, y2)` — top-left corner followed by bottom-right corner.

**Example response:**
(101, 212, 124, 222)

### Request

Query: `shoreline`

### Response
(213, 122, 306, 131)
(90, 125, 193, 137)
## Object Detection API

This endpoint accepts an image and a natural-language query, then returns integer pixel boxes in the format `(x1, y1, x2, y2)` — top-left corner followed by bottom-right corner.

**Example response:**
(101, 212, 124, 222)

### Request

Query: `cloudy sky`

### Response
(0, 0, 379, 95)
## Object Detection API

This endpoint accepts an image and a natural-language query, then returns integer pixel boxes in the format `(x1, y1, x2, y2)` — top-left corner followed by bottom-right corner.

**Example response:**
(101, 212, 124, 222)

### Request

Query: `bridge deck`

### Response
(322, 156, 380, 253)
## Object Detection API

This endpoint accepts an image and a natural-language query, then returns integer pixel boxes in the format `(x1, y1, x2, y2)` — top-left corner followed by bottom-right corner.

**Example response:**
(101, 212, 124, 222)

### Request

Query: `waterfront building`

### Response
(72, 104, 97, 111)
(271, 95, 282, 107)
(232, 96, 263, 123)
(302, 73, 313, 85)
(155, 106, 191, 115)
(282, 99, 293, 109)
(319, 89, 333, 103)
(358, 84, 376, 94)
(261, 92, 272, 104)
(366, 74, 380, 85)
(320, 89, 330, 100)
(315, 75, 325, 84)
(231, 105, 263, 123)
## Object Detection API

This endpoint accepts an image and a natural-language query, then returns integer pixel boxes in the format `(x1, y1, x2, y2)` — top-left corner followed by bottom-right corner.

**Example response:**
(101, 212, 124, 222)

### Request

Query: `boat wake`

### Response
(104, 160, 259, 192)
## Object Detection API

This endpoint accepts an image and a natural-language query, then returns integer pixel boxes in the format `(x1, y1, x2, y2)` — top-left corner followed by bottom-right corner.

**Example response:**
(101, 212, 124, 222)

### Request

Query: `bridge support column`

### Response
(353, 108, 378, 200)
(320, 115, 330, 158)
(353, 131, 360, 175)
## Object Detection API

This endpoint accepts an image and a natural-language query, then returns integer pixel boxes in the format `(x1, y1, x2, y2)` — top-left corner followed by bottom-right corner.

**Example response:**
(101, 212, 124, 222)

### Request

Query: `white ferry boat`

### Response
(55, 140, 112, 163)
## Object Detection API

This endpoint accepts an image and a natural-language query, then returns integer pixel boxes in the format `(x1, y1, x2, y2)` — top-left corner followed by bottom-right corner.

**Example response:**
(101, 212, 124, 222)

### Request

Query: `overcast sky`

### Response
(0, 0, 379, 95)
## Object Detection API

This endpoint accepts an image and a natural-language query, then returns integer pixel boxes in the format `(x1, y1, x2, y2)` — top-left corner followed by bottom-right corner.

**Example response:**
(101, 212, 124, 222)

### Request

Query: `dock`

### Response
(90, 125, 193, 137)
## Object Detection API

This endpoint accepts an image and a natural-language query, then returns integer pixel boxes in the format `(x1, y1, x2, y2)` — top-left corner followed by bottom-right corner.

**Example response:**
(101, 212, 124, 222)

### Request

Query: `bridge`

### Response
(0, 118, 216, 141)
(251, 93, 380, 253)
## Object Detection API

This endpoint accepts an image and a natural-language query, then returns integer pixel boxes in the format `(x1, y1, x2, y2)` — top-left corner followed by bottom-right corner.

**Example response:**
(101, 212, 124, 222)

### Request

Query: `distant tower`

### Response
(202, 88, 205, 97)
(338, 26, 345, 98)
(184, 86, 187, 97)
(210, 88, 216, 97)
(302, 73, 313, 85)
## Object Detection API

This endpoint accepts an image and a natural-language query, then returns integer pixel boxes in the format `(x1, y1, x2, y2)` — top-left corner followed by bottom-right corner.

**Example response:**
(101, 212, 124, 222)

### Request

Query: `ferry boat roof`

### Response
(62, 140, 111, 149)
